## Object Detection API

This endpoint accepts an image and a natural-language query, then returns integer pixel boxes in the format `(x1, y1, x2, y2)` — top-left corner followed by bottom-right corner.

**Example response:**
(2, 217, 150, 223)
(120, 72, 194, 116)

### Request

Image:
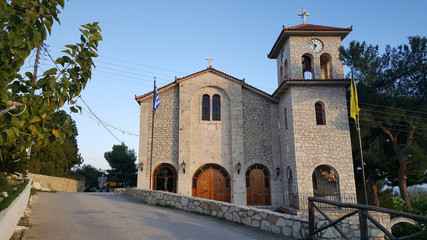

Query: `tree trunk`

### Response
(392, 139, 411, 207)
(379, 124, 413, 207)
(372, 183, 379, 207)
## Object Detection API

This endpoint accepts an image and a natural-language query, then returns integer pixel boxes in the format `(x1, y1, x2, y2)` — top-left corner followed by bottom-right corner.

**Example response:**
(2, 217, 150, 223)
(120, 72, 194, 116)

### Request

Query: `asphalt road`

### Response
(24, 192, 288, 240)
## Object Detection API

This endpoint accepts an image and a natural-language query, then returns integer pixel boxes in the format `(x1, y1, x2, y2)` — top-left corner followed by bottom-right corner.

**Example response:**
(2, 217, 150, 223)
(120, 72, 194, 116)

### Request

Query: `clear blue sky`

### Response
(33, 0, 427, 170)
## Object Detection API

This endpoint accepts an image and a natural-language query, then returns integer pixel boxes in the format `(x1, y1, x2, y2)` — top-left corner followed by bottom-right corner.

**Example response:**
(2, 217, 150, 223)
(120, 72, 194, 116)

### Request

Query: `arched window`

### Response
(284, 59, 289, 79)
(320, 53, 332, 79)
(315, 101, 326, 125)
(153, 163, 177, 193)
(302, 55, 313, 79)
(280, 66, 283, 81)
(212, 94, 221, 121)
(246, 164, 271, 205)
(202, 94, 210, 121)
(287, 167, 295, 207)
(284, 107, 288, 130)
(312, 165, 340, 202)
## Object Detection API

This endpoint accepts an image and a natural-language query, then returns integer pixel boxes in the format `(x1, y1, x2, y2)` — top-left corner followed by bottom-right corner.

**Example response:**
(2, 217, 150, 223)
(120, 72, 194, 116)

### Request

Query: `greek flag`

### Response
(153, 83, 160, 114)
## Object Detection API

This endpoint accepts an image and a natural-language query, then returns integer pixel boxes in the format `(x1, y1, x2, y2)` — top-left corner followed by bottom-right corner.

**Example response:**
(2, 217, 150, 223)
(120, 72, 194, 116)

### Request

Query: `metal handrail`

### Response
(308, 197, 427, 240)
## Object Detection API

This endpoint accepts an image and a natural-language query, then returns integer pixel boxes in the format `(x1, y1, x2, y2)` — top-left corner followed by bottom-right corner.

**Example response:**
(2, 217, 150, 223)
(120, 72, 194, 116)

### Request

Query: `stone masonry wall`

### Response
(117, 188, 389, 240)
(242, 88, 283, 208)
(147, 85, 180, 170)
(242, 88, 273, 171)
(28, 173, 84, 192)
(117, 188, 309, 239)
(277, 88, 298, 206)
(137, 85, 180, 189)
(291, 86, 356, 197)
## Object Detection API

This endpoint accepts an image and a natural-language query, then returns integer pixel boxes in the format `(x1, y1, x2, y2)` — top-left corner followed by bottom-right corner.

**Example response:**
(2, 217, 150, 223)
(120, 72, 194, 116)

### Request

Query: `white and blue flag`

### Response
(153, 82, 160, 114)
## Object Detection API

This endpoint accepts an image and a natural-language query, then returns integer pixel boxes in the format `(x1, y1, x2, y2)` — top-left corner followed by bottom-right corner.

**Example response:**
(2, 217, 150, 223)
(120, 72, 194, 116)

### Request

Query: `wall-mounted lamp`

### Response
(138, 162, 144, 171)
(181, 161, 186, 174)
(236, 162, 242, 174)
(276, 167, 281, 178)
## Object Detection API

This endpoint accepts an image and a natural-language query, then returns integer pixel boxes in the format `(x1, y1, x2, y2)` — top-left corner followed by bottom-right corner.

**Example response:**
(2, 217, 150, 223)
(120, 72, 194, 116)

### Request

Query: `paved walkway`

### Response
(24, 192, 289, 240)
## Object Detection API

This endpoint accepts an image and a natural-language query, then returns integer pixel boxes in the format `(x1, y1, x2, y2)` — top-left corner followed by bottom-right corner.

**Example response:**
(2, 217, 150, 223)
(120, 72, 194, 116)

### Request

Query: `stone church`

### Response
(135, 16, 357, 210)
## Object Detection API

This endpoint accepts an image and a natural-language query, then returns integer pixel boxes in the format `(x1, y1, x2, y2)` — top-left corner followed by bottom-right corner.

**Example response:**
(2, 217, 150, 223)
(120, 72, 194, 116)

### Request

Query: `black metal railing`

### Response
(289, 194, 357, 210)
(308, 197, 427, 240)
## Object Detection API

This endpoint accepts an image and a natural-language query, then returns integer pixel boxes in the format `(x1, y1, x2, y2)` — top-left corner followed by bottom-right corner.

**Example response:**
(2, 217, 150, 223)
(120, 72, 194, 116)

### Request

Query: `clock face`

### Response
(281, 49, 285, 63)
(308, 38, 324, 53)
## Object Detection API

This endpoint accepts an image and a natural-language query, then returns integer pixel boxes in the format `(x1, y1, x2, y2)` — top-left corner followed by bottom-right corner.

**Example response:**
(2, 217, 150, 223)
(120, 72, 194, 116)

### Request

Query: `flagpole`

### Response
(352, 68, 368, 205)
(149, 78, 156, 190)
(357, 116, 368, 205)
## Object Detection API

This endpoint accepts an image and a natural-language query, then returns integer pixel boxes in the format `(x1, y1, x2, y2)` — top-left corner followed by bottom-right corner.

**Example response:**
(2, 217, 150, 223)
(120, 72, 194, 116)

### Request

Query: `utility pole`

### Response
(32, 45, 41, 94)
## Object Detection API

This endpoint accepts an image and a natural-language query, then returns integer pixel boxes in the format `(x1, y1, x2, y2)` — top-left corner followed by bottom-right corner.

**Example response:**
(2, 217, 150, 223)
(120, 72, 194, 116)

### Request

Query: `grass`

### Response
(0, 174, 29, 212)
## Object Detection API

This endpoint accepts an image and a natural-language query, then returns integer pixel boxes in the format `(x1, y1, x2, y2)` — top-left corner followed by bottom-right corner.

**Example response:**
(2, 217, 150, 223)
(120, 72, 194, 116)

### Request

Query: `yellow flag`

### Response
(350, 78, 360, 121)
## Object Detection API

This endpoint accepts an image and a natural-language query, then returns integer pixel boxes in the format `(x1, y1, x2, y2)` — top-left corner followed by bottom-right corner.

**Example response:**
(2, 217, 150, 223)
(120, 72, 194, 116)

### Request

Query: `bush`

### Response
(0, 174, 29, 212)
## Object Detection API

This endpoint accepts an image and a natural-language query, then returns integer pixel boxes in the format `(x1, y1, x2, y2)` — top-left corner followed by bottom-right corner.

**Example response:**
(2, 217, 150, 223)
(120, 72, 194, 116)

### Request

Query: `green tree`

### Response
(0, 1, 102, 173)
(104, 143, 137, 187)
(70, 164, 102, 191)
(341, 36, 427, 207)
(28, 110, 82, 177)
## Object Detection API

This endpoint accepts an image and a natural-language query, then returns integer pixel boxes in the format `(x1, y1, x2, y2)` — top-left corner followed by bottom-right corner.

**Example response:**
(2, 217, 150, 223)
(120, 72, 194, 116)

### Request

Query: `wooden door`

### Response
(248, 169, 266, 205)
(196, 169, 226, 202)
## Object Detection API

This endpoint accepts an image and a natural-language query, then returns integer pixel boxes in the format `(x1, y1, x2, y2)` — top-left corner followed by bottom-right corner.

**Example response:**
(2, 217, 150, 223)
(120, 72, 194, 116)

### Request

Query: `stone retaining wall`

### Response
(116, 188, 309, 239)
(28, 173, 84, 192)
(117, 188, 391, 239)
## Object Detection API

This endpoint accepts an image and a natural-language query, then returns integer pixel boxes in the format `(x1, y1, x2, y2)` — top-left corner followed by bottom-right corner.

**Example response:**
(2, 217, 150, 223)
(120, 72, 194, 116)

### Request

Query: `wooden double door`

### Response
(246, 164, 271, 205)
(193, 164, 231, 203)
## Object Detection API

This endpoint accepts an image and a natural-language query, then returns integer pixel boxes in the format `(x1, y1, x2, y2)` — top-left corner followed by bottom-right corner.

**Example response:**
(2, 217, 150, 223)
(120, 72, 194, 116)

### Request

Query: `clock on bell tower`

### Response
(268, 10, 352, 86)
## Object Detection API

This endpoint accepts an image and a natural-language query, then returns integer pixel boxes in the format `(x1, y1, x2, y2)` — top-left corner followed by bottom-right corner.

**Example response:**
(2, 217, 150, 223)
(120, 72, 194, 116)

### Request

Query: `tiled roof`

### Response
(283, 24, 352, 31)
(175, 66, 243, 83)
(135, 67, 278, 104)
(135, 81, 176, 102)
(268, 24, 352, 59)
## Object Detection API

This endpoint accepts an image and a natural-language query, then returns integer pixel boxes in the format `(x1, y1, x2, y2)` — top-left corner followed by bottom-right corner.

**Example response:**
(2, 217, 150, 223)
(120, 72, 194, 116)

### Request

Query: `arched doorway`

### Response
(153, 163, 177, 192)
(312, 165, 340, 201)
(246, 164, 271, 205)
(192, 164, 231, 202)
(287, 167, 296, 207)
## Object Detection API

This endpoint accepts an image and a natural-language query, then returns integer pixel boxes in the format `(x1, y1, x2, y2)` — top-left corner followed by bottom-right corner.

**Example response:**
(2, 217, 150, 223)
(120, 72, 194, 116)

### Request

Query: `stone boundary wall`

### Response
(28, 173, 84, 192)
(116, 188, 309, 239)
(117, 188, 391, 239)
(0, 180, 32, 240)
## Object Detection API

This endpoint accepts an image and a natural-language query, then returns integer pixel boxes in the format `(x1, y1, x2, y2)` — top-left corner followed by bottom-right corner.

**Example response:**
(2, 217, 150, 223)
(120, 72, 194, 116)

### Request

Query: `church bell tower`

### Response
(268, 8, 352, 85)
(268, 9, 357, 212)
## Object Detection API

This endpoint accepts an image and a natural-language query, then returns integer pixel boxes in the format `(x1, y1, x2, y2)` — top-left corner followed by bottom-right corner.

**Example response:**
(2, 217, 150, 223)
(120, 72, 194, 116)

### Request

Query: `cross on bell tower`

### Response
(298, 8, 310, 24)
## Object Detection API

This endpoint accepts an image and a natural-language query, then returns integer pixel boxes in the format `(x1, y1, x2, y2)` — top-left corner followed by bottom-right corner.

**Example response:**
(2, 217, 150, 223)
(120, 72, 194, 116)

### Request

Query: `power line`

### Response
(80, 110, 139, 137)
(359, 117, 427, 133)
(362, 108, 427, 122)
(78, 96, 123, 143)
(359, 102, 427, 115)
(95, 68, 171, 84)
(44, 47, 277, 92)
(46, 45, 188, 75)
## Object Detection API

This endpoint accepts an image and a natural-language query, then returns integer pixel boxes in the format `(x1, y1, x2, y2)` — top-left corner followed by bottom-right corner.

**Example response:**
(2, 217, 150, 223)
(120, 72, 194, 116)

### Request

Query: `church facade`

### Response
(135, 21, 357, 209)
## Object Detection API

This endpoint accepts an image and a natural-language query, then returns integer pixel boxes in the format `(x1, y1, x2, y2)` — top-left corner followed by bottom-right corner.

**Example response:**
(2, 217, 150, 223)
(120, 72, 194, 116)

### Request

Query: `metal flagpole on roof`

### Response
(149, 77, 160, 190)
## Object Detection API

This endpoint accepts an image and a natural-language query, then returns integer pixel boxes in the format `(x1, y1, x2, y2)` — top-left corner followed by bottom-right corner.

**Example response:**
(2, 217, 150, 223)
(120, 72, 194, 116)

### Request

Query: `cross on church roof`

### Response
(298, 8, 310, 24)
(205, 55, 213, 68)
